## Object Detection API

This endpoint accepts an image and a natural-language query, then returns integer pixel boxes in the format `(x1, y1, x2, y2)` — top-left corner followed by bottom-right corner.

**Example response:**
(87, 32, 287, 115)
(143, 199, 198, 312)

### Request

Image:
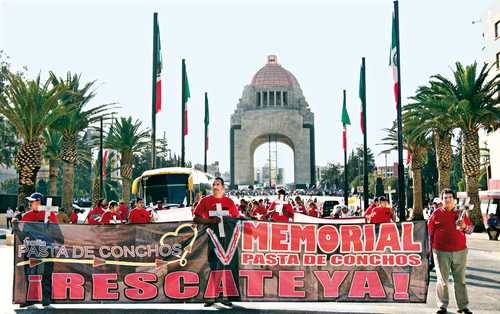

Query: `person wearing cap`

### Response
(100, 201, 122, 224)
(430, 197, 442, 216)
(21, 192, 58, 224)
(128, 197, 152, 224)
(267, 189, 294, 222)
(428, 188, 473, 314)
(368, 196, 394, 224)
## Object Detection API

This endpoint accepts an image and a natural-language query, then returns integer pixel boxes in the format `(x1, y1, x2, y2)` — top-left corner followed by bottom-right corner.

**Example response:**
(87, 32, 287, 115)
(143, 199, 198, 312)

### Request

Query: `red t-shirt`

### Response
(268, 201, 294, 222)
(70, 212, 78, 224)
(364, 204, 376, 219)
(428, 207, 473, 252)
(308, 207, 320, 218)
(100, 211, 122, 224)
(193, 195, 240, 219)
(128, 207, 152, 224)
(21, 209, 58, 224)
(251, 205, 268, 220)
(296, 204, 307, 214)
(117, 204, 129, 221)
(87, 207, 104, 225)
(369, 206, 393, 224)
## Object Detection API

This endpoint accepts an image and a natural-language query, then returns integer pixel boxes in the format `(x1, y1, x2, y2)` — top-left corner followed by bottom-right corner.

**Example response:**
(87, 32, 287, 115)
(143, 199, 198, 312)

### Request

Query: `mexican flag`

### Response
(154, 15, 162, 113)
(182, 60, 190, 136)
(341, 90, 350, 151)
(390, 10, 399, 105)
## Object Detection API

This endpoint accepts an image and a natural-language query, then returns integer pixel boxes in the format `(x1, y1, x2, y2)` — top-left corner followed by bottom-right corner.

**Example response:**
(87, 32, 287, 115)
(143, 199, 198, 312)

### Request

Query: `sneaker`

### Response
(458, 309, 472, 314)
(204, 300, 215, 307)
(43, 304, 55, 309)
(436, 307, 447, 314)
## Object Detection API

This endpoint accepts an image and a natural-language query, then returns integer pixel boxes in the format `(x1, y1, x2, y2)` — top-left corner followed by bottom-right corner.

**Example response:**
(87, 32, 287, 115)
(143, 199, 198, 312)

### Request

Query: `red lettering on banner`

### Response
(289, 224, 316, 253)
(376, 223, 402, 252)
(363, 224, 376, 252)
(278, 271, 305, 298)
(303, 254, 327, 266)
(317, 225, 339, 253)
(239, 270, 273, 297)
(408, 254, 422, 266)
(402, 223, 422, 252)
(392, 272, 410, 300)
(124, 273, 158, 300)
(164, 271, 199, 299)
(314, 271, 348, 298)
(92, 273, 119, 300)
(243, 221, 268, 251)
(26, 275, 42, 302)
(339, 225, 363, 253)
(271, 224, 289, 251)
(204, 270, 239, 298)
(348, 271, 386, 298)
(52, 273, 85, 300)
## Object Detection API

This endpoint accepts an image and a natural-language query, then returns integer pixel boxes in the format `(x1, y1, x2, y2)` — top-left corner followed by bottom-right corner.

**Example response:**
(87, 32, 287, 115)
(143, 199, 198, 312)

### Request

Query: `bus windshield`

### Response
(141, 173, 189, 206)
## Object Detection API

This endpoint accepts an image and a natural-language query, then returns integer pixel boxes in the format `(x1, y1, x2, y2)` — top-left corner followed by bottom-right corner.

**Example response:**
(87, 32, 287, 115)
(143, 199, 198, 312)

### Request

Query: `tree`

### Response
(380, 117, 431, 219)
(375, 177, 384, 197)
(50, 71, 113, 212)
(320, 163, 342, 191)
(407, 82, 454, 192)
(105, 117, 150, 203)
(0, 116, 17, 168)
(43, 129, 62, 196)
(431, 62, 500, 231)
(0, 72, 65, 204)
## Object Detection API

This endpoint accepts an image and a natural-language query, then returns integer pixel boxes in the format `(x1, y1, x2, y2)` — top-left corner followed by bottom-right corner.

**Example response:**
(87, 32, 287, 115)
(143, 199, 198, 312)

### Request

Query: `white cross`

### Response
(255, 212, 263, 220)
(209, 203, 229, 237)
(42, 198, 59, 223)
(384, 185, 397, 207)
(275, 202, 283, 215)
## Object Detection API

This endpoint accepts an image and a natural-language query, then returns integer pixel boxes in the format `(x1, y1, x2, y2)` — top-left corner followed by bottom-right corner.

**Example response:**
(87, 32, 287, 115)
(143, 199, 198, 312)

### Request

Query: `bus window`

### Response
(142, 174, 189, 206)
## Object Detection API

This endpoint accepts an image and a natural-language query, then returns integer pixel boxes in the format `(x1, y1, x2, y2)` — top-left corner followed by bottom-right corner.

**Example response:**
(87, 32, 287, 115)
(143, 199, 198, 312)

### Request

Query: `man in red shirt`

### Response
(428, 188, 473, 314)
(86, 199, 106, 224)
(307, 202, 320, 218)
(100, 201, 122, 224)
(128, 198, 152, 224)
(251, 199, 268, 221)
(19, 192, 58, 309)
(368, 196, 394, 224)
(294, 196, 307, 214)
(21, 192, 58, 224)
(70, 207, 79, 224)
(364, 197, 379, 222)
(193, 177, 240, 307)
(268, 189, 294, 222)
(117, 201, 129, 222)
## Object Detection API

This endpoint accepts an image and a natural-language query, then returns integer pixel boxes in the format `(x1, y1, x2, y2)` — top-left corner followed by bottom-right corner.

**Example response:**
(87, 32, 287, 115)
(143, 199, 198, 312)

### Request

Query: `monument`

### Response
(230, 55, 316, 189)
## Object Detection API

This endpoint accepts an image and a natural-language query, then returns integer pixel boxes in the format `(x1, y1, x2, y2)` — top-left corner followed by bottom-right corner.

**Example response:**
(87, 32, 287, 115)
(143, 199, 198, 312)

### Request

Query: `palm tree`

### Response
(380, 117, 431, 220)
(50, 71, 113, 211)
(431, 62, 500, 231)
(43, 129, 62, 196)
(105, 117, 150, 203)
(0, 72, 65, 203)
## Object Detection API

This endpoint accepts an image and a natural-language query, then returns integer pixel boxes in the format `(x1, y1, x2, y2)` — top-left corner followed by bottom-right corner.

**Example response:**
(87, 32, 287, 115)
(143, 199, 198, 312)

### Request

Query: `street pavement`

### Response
(0, 228, 498, 314)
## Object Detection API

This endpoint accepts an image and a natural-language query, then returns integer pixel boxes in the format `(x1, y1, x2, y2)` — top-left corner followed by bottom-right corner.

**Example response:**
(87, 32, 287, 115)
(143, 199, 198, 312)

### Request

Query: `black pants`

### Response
(7, 217, 12, 229)
(487, 227, 499, 240)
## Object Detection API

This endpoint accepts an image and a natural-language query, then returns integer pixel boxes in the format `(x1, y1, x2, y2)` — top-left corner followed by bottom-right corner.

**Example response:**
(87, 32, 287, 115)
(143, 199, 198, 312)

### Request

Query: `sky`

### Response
(0, 0, 495, 183)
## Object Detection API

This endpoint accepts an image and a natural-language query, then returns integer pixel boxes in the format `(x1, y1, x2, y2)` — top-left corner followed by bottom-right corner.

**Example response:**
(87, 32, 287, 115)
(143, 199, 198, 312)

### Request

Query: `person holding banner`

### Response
(86, 198, 106, 225)
(128, 197, 152, 224)
(193, 177, 240, 307)
(100, 201, 122, 224)
(428, 188, 473, 314)
(21, 193, 58, 224)
(368, 196, 394, 224)
(268, 189, 294, 222)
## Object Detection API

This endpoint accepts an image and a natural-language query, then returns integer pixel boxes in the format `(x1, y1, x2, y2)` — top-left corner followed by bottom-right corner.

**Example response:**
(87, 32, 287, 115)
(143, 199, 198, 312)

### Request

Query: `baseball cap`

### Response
(433, 197, 443, 205)
(26, 192, 43, 202)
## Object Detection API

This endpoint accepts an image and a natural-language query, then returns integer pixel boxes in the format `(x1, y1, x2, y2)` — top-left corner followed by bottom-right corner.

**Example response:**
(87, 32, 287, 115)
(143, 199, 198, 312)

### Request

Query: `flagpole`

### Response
(204, 92, 208, 173)
(181, 59, 186, 168)
(343, 89, 348, 207)
(394, 0, 406, 221)
(151, 12, 158, 169)
(99, 116, 103, 199)
(361, 57, 369, 210)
